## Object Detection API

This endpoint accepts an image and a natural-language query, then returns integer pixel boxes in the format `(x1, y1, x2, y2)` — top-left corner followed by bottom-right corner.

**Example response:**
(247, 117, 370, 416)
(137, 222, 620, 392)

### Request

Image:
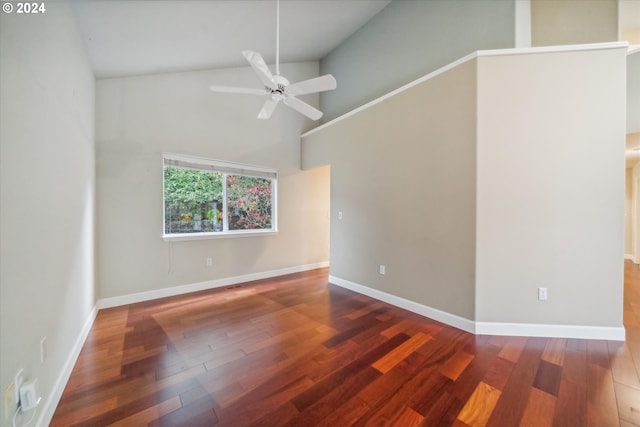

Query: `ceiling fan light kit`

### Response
(209, 0, 336, 120)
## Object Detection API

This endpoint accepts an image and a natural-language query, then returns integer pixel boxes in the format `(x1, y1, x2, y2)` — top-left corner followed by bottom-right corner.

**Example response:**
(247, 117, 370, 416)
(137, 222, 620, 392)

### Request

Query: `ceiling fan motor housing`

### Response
(268, 75, 290, 101)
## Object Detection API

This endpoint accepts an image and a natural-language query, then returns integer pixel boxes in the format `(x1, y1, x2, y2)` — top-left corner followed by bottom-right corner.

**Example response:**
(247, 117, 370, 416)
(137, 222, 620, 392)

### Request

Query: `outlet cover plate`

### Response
(538, 287, 548, 301)
(13, 369, 23, 408)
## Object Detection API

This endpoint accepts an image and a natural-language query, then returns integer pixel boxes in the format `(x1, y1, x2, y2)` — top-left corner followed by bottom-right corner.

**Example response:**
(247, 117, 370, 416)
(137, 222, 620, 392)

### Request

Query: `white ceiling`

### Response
(71, 0, 392, 79)
(72, 0, 640, 79)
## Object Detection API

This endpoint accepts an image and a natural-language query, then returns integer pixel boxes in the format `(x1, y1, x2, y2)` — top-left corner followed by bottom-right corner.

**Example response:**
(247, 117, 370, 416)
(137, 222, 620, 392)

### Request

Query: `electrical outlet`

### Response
(206, 257, 212, 267)
(14, 369, 23, 409)
(538, 287, 548, 301)
(379, 265, 386, 275)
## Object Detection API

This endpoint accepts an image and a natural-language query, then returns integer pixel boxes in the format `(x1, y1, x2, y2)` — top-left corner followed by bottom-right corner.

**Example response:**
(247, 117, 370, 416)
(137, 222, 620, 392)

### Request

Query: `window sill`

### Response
(162, 229, 278, 242)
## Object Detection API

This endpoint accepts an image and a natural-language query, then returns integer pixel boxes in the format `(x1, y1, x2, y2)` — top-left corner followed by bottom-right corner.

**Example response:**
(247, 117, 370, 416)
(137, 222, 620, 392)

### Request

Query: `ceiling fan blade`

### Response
(242, 50, 277, 90)
(258, 99, 279, 120)
(209, 85, 267, 96)
(283, 96, 323, 121)
(287, 74, 337, 96)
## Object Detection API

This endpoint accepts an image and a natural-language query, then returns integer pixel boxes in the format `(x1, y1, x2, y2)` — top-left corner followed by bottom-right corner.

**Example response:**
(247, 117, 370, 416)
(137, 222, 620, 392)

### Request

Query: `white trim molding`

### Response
(329, 276, 626, 341)
(98, 262, 330, 309)
(302, 42, 628, 139)
(37, 305, 99, 427)
(476, 322, 625, 341)
(329, 276, 476, 334)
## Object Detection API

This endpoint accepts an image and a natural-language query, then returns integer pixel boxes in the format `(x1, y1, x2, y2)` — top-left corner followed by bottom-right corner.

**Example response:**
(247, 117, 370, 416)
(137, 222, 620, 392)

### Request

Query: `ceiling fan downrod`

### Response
(208, 0, 336, 121)
(275, 0, 280, 76)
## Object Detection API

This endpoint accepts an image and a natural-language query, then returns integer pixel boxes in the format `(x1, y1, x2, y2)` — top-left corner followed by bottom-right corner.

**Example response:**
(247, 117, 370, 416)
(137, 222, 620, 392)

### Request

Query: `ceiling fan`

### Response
(209, 0, 336, 121)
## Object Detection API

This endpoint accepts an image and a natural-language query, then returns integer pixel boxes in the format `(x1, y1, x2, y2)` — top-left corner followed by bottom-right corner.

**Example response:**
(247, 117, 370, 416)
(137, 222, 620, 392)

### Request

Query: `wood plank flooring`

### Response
(51, 262, 640, 426)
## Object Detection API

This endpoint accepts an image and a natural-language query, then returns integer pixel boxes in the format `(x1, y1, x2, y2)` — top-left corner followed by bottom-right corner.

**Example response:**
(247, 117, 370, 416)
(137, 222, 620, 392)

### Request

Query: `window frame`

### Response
(162, 153, 278, 242)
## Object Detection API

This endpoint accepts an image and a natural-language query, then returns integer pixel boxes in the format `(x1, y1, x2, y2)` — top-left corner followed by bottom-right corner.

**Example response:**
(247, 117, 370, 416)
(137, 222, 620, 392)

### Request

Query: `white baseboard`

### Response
(98, 262, 330, 309)
(329, 275, 476, 334)
(329, 275, 626, 341)
(476, 322, 625, 341)
(36, 304, 98, 427)
(624, 253, 636, 263)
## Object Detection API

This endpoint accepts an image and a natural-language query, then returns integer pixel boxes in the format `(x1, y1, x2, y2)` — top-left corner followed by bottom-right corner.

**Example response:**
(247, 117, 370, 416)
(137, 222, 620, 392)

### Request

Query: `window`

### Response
(163, 153, 277, 240)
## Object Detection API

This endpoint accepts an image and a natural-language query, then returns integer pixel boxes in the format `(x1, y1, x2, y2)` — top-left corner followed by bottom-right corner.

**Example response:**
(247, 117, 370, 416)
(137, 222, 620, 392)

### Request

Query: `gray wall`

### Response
(319, 0, 515, 122)
(303, 44, 626, 331)
(96, 63, 329, 300)
(626, 168, 633, 255)
(531, 0, 618, 47)
(0, 3, 96, 425)
(303, 60, 478, 320)
(629, 51, 640, 134)
(632, 161, 640, 264)
(475, 46, 626, 327)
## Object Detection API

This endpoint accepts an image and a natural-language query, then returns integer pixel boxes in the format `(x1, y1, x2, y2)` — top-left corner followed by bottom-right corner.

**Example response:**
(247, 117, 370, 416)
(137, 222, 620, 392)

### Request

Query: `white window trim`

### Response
(162, 228, 278, 242)
(163, 153, 278, 241)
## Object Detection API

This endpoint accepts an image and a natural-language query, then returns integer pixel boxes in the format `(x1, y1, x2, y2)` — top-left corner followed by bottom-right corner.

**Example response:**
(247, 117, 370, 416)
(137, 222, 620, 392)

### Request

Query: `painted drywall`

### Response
(624, 53, 639, 256)
(627, 168, 633, 256)
(303, 43, 625, 335)
(475, 46, 626, 327)
(623, 28, 640, 44)
(96, 62, 329, 300)
(515, 0, 532, 48)
(633, 162, 640, 263)
(531, 0, 618, 46)
(620, 0, 640, 44)
(303, 60, 478, 321)
(0, 3, 96, 426)
(629, 50, 640, 134)
(318, 0, 515, 122)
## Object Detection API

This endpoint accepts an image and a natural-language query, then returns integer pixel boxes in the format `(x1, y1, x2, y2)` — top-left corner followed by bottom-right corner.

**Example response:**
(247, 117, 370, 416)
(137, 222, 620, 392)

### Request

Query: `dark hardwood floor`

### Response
(51, 262, 640, 426)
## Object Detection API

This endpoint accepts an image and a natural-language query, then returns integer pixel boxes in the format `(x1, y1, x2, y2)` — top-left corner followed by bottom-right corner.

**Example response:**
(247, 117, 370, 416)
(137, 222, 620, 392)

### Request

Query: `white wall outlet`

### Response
(338, 211, 343, 220)
(40, 336, 47, 363)
(206, 257, 212, 267)
(379, 265, 386, 275)
(14, 369, 23, 407)
(19, 379, 40, 411)
(538, 287, 548, 301)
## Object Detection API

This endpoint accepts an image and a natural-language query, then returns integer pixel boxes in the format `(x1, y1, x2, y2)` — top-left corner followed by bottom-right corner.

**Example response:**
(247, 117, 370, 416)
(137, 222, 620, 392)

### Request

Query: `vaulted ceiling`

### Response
(71, 0, 392, 79)
(71, 0, 640, 163)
